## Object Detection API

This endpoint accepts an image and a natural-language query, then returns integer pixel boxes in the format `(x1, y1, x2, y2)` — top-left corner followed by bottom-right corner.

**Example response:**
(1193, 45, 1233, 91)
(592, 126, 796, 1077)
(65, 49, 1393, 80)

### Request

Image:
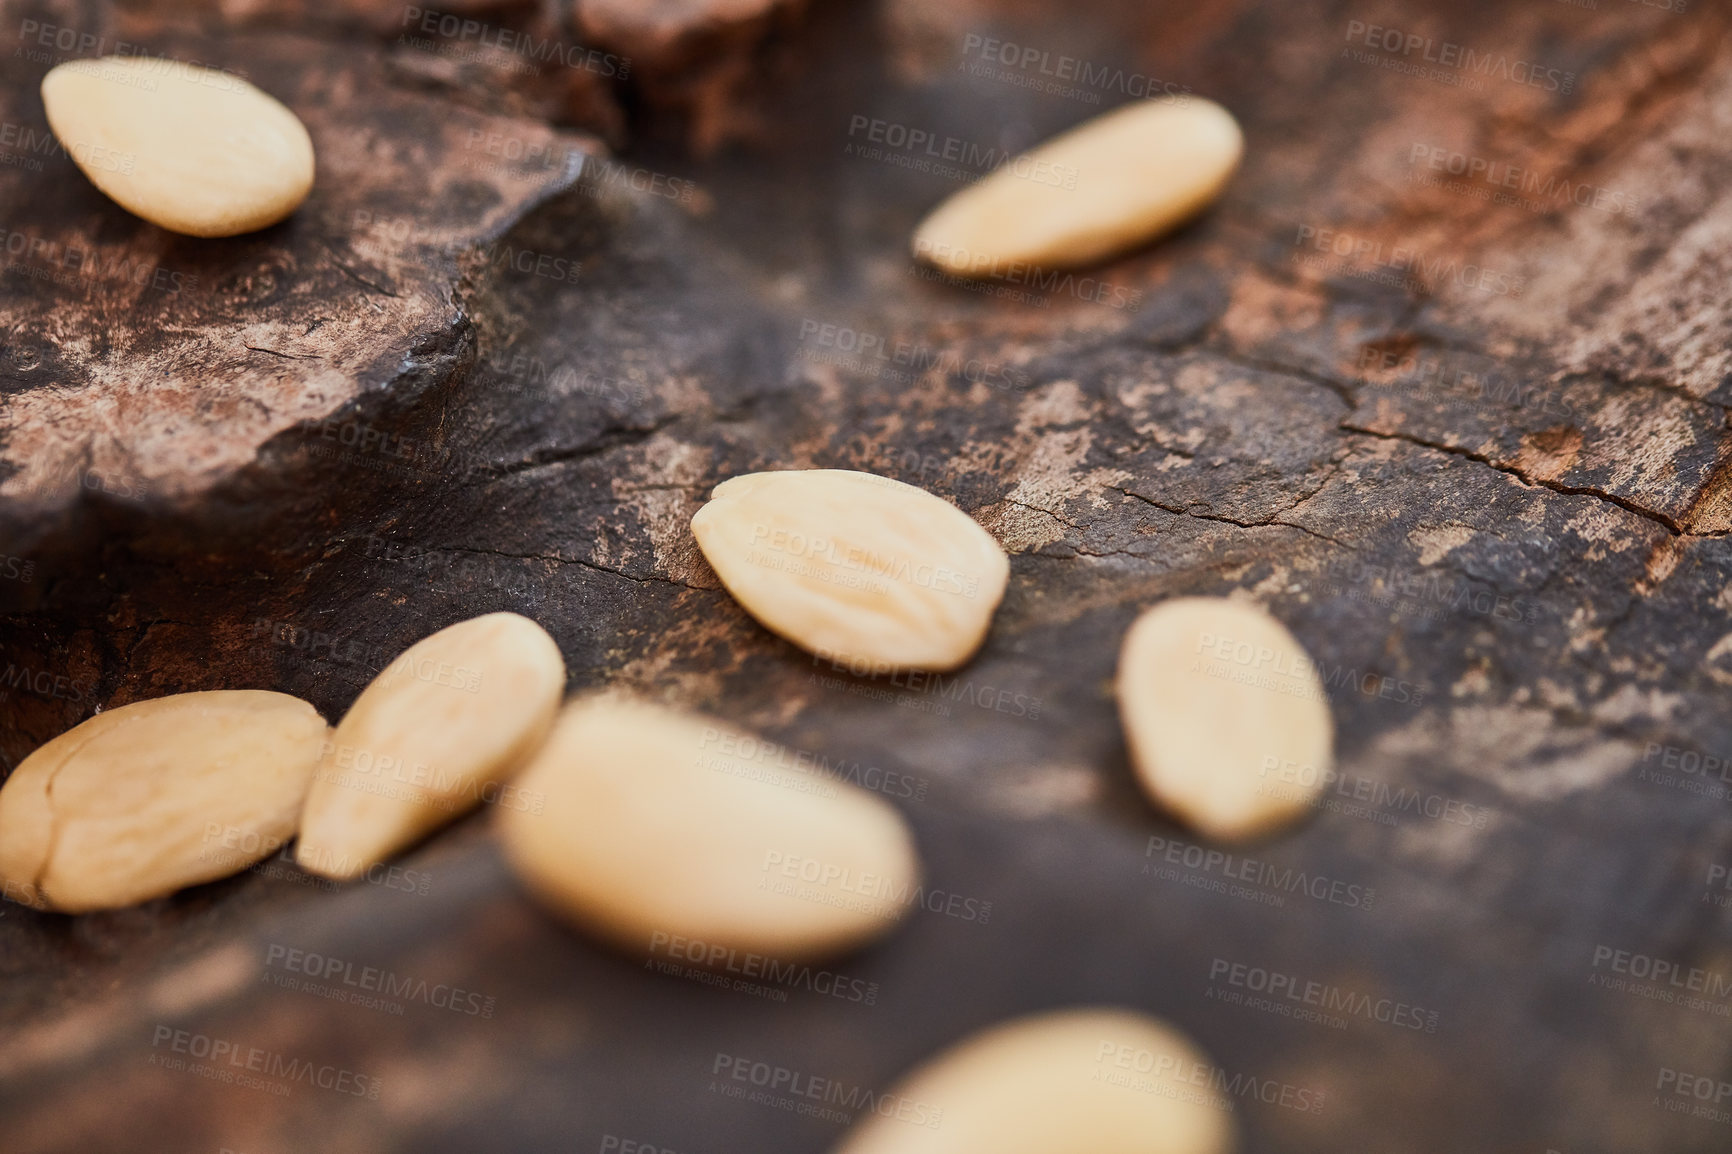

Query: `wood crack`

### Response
(437, 544, 709, 591)
(1340, 422, 1688, 536)
(472, 415, 682, 481)
(1109, 485, 1350, 548)
(244, 345, 323, 361)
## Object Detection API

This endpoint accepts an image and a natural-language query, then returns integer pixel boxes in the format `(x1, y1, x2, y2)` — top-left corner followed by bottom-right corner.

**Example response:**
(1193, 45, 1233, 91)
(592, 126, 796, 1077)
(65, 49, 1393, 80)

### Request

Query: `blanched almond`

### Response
(831, 1007, 1235, 1154)
(690, 469, 1009, 672)
(296, 612, 564, 881)
(1117, 597, 1332, 840)
(498, 696, 920, 961)
(0, 691, 327, 913)
(913, 98, 1242, 276)
(41, 56, 315, 237)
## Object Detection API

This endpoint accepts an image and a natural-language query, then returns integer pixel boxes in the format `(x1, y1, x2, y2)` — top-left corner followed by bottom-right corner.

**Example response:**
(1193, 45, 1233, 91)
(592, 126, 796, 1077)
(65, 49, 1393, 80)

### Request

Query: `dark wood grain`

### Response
(4, 1, 1732, 1152)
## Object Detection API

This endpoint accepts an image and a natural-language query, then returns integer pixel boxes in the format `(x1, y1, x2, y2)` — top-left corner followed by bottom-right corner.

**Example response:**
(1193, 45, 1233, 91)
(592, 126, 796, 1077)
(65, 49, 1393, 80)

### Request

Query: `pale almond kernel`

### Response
(498, 695, 921, 962)
(1117, 597, 1333, 840)
(296, 612, 565, 881)
(41, 56, 315, 238)
(830, 1007, 1235, 1154)
(689, 469, 1010, 673)
(0, 691, 327, 913)
(912, 98, 1242, 276)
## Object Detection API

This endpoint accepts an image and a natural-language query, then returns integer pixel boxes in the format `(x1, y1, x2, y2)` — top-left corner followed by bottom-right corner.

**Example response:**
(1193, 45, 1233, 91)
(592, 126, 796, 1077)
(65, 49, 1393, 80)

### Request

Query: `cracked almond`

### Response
(0, 691, 327, 913)
(498, 695, 921, 961)
(690, 469, 1010, 672)
(1117, 597, 1332, 840)
(831, 1007, 1235, 1154)
(912, 98, 1242, 276)
(41, 56, 315, 237)
(296, 612, 565, 881)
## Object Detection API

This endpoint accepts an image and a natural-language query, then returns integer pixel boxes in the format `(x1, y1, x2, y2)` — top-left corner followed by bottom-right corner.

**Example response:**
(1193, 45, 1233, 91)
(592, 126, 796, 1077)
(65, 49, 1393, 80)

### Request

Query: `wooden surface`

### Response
(5, 0, 1732, 1151)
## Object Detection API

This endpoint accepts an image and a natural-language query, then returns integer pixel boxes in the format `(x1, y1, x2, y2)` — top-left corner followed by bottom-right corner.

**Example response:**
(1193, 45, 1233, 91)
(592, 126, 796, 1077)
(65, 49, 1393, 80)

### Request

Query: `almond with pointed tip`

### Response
(912, 98, 1242, 276)
(831, 1007, 1235, 1154)
(296, 612, 565, 881)
(1117, 597, 1332, 840)
(0, 691, 327, 913)
(41, 55, 315, 237)
(498, 695, 921, 961)
(690, 469, 1009, 673)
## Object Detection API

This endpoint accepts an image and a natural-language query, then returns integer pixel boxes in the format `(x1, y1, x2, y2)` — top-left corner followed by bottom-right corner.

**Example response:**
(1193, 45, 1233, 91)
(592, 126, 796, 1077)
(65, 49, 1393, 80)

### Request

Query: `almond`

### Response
(0, 691, 327, 913)
(912, 98, 1242, 276)
(498, 695, 921, 961)
(296, 612, 565, 881)
(831, 1007, 1235, 1154)
(690, 469, 1009, 672)
(41, 56, 315, 237)
(1117, 597, 1333, 840)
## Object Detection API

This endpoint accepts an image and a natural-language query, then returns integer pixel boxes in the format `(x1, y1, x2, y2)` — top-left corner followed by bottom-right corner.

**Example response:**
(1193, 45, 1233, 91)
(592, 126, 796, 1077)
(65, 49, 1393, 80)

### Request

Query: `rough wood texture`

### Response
(5, 0, 1732, 1151)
